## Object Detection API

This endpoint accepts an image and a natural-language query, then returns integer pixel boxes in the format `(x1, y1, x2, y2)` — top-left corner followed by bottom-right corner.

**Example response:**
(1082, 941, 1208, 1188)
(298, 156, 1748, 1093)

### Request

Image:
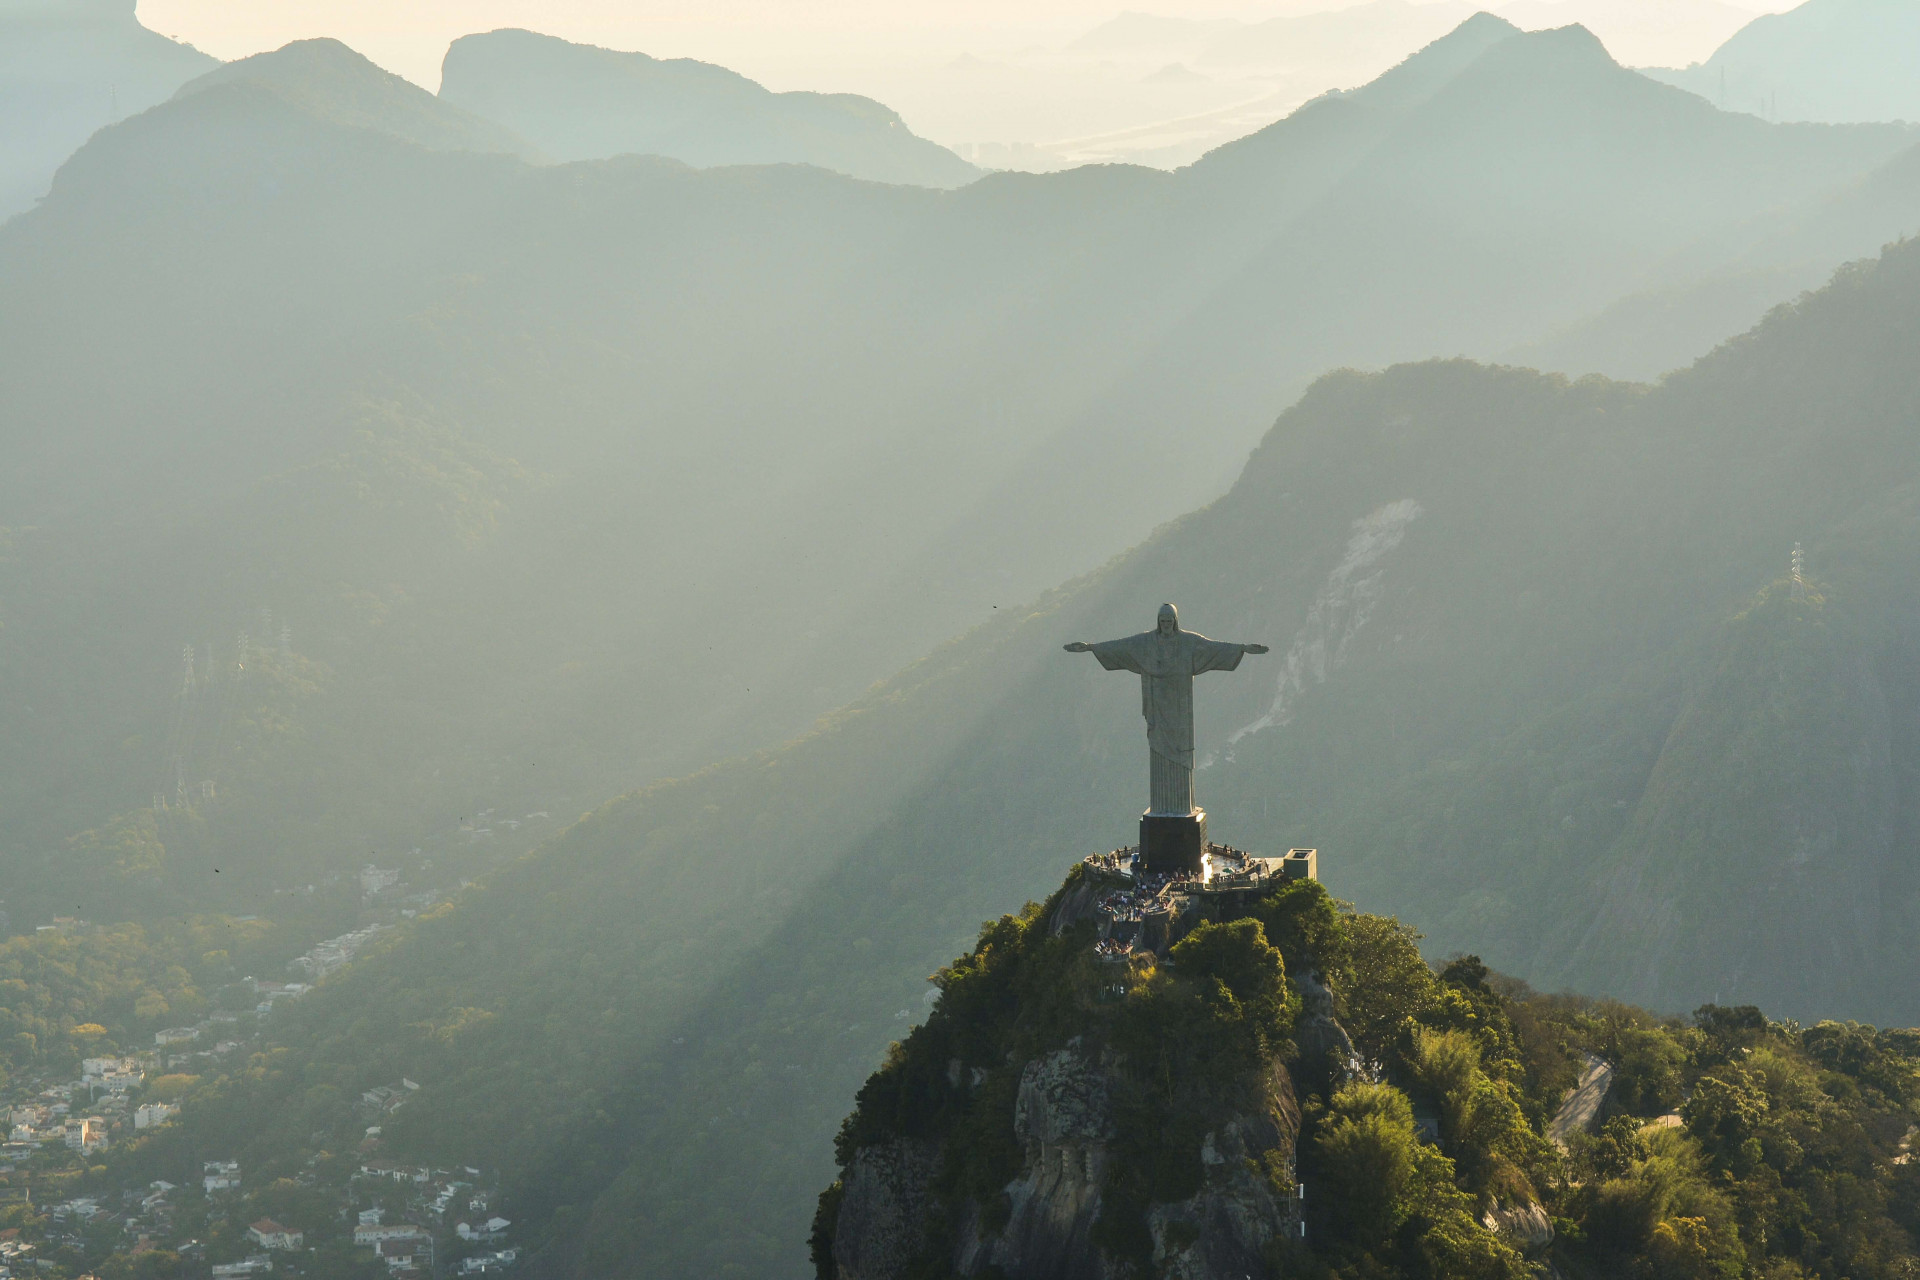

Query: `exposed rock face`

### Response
(964, 1043, 1118, 1279)
(832, 1042, 1301, 1280)
(1149, 1100, 1300, 1279)
(1048, 878, 1109, 937)
(1482, 1197, 1554, 1250)
(1015, 1044, 1117, 1149)
(1292, 968, 1360, 1078)
(825, 867, 1344, 1280)
(832, 1138, 942, 1280)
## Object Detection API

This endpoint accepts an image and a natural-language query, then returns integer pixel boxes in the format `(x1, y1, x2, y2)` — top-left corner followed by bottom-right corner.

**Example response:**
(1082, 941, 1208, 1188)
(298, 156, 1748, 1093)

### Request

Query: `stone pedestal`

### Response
(1139, 809, 1206, 876)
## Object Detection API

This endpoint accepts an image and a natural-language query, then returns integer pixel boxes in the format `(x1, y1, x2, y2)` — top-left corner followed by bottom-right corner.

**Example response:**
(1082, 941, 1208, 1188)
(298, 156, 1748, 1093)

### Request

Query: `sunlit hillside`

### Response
(113, 230, 1920, 1277)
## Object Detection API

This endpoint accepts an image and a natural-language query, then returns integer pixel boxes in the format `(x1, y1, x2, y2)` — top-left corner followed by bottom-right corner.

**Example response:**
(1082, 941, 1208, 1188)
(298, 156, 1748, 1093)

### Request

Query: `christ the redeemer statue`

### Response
(1066, 603, 1267, 873)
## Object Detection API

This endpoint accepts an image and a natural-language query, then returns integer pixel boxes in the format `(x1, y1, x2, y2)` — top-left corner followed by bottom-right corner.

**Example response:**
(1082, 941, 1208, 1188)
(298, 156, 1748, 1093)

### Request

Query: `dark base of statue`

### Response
(1140, 808, 1207, 876)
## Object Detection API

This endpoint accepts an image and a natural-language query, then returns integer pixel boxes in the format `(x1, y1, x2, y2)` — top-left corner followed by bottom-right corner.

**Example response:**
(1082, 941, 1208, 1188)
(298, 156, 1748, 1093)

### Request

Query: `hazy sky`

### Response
(136, 0, 1803, 159)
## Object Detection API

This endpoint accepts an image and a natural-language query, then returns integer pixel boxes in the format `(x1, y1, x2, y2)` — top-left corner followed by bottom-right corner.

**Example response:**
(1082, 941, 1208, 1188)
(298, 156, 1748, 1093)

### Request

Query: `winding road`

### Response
(1548, 1052, 1614, 1148)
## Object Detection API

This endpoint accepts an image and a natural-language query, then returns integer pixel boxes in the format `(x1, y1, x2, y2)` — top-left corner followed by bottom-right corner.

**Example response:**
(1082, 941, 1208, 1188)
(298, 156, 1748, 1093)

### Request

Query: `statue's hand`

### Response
(1243, 643, 1270, 655)
(1063, 642, 1091, 653)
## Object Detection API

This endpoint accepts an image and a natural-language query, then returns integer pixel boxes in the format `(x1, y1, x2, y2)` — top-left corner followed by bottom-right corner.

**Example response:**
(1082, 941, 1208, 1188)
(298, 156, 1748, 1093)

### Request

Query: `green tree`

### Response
(1315, 1081, 1423, 1244)
(1410, 1027, 1482, 1145)
(1336, 914, 1440, 1069)
(1684, 1069, 1769, 1162)
(1311, 1080, 1530, 1277)
(1613, 1027, 1689, 1115)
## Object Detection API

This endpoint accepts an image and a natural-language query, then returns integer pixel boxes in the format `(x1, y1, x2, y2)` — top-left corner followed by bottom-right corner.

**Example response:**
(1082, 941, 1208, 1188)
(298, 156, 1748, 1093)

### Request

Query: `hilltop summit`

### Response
(816, 862, 1351, 1280)
(175, 38, 541, 159)
(0, 0, 215, 217)
(438, 28, 978, 188)
(813, 854, 1920, 1278)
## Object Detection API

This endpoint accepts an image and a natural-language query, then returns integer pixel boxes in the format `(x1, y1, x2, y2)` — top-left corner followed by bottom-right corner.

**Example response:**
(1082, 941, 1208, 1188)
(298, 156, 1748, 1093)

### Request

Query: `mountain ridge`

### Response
(438, 27, 978, 188)
(1645, 0, 1920, 124)
(0, 0, 215, 217)
(7, 7, 1920, 956)
(175, 37, 543, 161)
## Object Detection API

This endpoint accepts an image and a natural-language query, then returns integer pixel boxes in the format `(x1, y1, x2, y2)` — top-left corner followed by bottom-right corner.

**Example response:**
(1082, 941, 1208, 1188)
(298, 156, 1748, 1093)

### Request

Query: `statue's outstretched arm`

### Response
(1063, 642, 1091, 653)
(1242, 643, 1270, 655)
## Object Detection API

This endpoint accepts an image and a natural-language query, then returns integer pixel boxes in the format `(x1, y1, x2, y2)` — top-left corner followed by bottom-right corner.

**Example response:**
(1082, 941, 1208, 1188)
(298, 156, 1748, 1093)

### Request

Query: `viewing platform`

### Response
(1079, 843, 1317, 891)
(1074, 844, 1318, 960)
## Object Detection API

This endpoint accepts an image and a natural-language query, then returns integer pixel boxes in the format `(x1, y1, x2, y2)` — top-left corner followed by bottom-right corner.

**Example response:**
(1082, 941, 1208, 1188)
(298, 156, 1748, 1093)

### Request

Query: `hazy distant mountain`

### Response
(1497, 0, 1758, 67)
(1140, 61, 1209, 85)
(1645, 0, 1920, 123)
(1502, 264, 1827, 380)
(175, 37, 541, 160)
(153, 234, 1920, 1278)
(956, 17, 1918, 610)
(1067, 10, 1242, 55)
(4, 15, 1917, 933)
(0, 0, 215, 218)
(1507, 127, 1920, 378)
(438, 27, 977, 188)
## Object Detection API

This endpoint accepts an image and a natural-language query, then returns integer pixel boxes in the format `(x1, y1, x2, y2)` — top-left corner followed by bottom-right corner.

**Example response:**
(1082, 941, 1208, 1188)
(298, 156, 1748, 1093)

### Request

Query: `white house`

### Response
(375, 1235, 430, 1270)
(210, 1258, 274, 1278)
(203, 1159, 241, 1192)
(81, 1057, 144, 1091)
(248, 1219, 304, 1250)
(456, 1217, 510, 1243)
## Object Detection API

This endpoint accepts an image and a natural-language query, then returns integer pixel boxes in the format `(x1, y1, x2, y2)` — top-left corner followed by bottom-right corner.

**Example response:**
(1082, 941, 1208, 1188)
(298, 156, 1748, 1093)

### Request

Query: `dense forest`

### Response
(818, 871, 1920, 1279)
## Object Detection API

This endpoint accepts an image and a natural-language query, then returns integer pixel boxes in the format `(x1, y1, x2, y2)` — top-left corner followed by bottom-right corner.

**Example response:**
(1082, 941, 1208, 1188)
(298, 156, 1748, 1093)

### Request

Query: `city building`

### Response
(63, 1117, 106, 1151)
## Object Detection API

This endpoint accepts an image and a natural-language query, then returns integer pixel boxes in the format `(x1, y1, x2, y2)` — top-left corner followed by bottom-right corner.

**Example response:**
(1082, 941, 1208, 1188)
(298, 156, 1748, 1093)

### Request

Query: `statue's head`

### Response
(1157, 603, 1178, 636)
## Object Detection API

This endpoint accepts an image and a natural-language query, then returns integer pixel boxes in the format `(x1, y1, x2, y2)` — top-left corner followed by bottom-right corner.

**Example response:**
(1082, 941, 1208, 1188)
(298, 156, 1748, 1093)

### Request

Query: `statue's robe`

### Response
(1083, 627, 1250, 815)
